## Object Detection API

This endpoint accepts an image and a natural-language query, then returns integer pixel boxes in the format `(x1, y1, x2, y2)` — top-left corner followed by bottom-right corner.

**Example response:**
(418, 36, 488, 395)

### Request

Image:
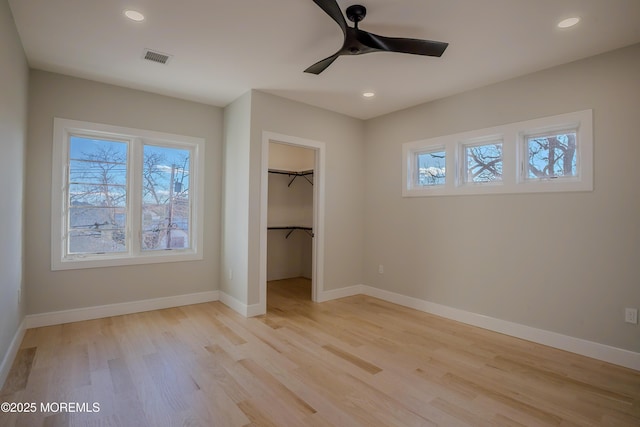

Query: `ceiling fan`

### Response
(305, 0, 449, 75)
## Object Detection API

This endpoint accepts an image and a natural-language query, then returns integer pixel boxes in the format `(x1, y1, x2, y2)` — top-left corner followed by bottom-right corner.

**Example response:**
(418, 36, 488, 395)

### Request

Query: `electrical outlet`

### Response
(625, 308, 638, 324)
(378, 264, 384, 274)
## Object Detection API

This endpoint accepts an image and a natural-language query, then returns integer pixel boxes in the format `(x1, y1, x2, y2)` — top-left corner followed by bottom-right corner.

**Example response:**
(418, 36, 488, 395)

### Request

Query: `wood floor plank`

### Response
(0, 347, 36, 395)
(236, 399, 280, 427)
(2, 277, 639, 426)
(321, 344, 383, 375)
(42, 412, 68, 427)
(107, 357, 134, 394)
(238, 358, 317, 416)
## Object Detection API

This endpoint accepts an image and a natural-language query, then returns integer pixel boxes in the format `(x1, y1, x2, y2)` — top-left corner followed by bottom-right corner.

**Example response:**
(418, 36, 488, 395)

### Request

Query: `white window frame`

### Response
(415, 146, 447, 188)
(52, 118, 205, 270)
(402, 110, 593, 197)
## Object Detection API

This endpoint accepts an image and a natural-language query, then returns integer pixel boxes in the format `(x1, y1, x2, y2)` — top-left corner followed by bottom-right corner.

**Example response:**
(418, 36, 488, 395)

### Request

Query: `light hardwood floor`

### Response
(1, 277, 639, 426)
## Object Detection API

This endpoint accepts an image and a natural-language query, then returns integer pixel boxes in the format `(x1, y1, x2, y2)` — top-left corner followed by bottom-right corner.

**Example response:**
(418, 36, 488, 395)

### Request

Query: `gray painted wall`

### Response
(363, 44, 640, 352)
(0, 0, 28, 377)
(222, 91, 365, 306)
(221, 92, 252, 303)
(25, 71, 223, 315)
(247, 91, 366, 304)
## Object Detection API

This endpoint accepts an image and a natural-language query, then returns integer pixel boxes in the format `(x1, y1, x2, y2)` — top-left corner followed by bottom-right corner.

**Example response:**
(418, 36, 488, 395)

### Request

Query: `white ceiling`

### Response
(8, 0, 640, 120)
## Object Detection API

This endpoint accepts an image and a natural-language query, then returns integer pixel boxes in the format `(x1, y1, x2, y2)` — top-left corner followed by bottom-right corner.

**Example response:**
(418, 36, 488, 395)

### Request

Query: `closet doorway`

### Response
(259, 132, 325, 312)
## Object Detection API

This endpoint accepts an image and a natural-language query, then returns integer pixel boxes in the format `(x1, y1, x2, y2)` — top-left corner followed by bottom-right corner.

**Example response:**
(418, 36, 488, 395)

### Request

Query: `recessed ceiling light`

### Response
(557, 17, 580, 28)
(124, 9, 145, 22)
(362, 92, 375, 98)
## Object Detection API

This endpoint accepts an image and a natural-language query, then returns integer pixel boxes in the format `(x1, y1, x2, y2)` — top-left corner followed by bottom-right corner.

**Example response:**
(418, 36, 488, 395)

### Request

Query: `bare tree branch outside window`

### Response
(417, 150, 446, 186)
(68, 137, 127, 254)
(67, 137, 192, 254)
(465, 143, 503, 183)
(528, 132, 577, 178)
(142, 145, 191, 251)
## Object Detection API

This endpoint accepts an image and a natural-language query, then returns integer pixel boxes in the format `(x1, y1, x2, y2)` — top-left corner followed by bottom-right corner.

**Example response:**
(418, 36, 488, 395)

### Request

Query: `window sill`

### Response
(52, 250, 203, 271)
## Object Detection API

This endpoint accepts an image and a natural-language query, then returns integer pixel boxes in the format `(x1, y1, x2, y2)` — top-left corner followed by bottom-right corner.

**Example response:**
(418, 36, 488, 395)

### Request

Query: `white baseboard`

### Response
(361, 285, 640, 371)
(317, 284, 364, 303)
(246, 303, 265, 317)
(25, 291, 219, 329)
(219, 292, 247, 316)
(14, 283, 639, 371)
(219, 292, 264, 317)
(0, 318, 26, 390)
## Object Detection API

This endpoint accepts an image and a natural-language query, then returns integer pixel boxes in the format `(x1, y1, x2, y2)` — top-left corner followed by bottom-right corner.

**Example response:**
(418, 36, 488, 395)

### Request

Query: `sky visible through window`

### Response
(528, 132, 577, 179)
(465, 142, 503, 183)
(67, 136, 191, 254)
(417, 150, 446, 186)
(413, 132, 576, 189)
(142, 144, 190, 251)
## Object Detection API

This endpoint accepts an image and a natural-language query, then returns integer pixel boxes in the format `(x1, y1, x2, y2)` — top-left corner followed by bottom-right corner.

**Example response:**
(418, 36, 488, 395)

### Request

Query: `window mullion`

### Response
(62, 155, 71, 258)
(129, 138, 143, 256)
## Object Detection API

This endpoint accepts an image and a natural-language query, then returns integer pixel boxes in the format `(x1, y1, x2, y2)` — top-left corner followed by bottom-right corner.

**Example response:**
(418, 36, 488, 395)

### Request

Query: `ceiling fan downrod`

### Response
(345, 4, 367, 28)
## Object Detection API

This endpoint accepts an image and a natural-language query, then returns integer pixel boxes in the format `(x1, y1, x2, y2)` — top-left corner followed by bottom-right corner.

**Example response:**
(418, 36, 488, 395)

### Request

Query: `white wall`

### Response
(364, 44, 640, 352)
(0, 0, 28, 383)
(25, 71, 223, 315)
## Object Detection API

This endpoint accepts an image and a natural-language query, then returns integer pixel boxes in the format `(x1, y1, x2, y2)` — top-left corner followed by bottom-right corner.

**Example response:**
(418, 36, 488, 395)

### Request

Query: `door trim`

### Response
(259, 131, 326, 313)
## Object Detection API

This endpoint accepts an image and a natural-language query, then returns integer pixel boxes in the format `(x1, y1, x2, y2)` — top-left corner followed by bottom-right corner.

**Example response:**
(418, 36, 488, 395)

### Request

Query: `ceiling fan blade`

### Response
(304, 52, 341, 74)
(311, 0, 347, 35)
(358, 31, 448, 57)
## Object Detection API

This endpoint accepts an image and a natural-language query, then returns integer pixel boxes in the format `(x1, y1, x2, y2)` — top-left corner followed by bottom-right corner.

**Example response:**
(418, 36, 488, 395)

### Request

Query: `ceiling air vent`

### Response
(142, 49, 172, 65)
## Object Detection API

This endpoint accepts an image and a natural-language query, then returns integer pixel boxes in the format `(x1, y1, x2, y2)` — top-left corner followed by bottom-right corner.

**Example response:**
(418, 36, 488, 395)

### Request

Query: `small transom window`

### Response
(463, 141, 503, 184)
(526, 131, 577, 180)
(416, 149, 446, 187)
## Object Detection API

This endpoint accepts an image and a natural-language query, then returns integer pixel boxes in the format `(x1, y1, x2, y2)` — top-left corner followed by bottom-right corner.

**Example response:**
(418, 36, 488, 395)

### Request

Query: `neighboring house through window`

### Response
(52, 118, 205, 270)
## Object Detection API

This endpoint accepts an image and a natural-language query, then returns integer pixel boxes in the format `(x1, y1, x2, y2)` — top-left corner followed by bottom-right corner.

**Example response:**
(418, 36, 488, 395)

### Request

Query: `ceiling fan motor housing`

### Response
(346, 5, 367, 23)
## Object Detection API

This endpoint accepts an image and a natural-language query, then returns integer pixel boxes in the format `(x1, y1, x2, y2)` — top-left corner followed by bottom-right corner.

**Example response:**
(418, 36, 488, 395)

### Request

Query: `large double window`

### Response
(52, 118, 205, 270)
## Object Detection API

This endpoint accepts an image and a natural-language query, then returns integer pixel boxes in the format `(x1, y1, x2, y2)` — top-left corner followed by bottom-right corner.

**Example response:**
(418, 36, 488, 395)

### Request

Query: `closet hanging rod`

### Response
(268, 169, 314, 187)
(267, 226, 314, 238)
